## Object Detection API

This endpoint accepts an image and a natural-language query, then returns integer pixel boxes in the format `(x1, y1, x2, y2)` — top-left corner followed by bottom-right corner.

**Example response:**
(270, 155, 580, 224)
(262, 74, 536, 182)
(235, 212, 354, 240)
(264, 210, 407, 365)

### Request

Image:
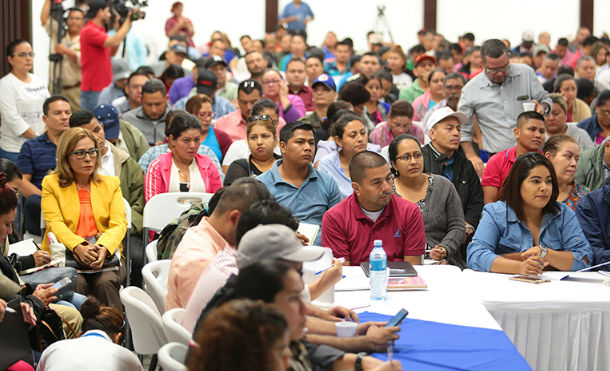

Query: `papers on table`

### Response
(335, 266, 370, 291)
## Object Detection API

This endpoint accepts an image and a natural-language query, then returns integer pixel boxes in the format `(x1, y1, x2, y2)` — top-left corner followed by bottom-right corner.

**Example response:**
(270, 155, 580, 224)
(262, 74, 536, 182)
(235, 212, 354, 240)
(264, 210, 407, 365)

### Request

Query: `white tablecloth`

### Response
(462, 270, 610, 371)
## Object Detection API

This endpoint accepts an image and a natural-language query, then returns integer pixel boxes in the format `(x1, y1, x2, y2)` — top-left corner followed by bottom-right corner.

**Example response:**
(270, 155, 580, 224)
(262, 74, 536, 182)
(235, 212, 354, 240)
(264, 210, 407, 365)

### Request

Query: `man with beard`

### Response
(321, 151, 425, 266)
(244, 51, 267, 84)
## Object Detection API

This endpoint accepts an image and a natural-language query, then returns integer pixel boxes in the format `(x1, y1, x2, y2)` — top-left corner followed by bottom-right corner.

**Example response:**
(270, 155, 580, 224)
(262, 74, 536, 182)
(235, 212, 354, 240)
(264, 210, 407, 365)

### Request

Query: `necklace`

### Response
(75, 183, 90, 191)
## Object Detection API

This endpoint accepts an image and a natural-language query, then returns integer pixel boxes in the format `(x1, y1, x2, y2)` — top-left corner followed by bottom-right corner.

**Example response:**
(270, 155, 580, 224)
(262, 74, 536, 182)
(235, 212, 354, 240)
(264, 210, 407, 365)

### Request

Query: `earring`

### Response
(390, 167, 399, 177)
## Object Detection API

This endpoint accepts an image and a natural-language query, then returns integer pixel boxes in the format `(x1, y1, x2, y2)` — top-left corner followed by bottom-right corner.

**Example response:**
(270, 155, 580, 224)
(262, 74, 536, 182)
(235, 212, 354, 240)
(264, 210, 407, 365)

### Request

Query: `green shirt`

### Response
(399, 78, 425, 103)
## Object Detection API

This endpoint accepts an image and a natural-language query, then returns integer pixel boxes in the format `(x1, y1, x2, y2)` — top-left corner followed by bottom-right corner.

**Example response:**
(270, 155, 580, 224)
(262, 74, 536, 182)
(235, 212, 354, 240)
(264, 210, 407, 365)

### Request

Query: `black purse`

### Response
(64, 249, 120, 270)
(19, 267, 77, 301)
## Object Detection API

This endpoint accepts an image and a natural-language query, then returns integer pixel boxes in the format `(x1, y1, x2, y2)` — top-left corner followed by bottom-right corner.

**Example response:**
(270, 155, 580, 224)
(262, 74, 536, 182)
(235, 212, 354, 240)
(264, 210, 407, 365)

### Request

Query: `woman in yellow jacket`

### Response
(41, 127, 127, 310)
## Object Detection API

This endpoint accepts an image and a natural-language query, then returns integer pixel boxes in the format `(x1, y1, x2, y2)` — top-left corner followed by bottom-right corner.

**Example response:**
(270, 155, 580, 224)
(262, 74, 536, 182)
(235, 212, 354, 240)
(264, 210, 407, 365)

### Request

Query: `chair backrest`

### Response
(145, 240, 159, 263)
(143, 192, 214, 233)
(142, 259, 171, 314)
(162, 308, 191, 345)
(119, 286, 167, 355)
(158, 342, 188, 371)
(123, 198, 132, 231)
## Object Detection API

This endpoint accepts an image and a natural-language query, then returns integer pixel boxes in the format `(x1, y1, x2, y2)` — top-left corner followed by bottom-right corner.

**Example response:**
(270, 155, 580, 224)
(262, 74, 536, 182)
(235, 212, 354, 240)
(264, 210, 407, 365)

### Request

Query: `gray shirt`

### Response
(122, 106, 169, 145)
(566, 124, 594, 152)
(458, 63, 551, 153)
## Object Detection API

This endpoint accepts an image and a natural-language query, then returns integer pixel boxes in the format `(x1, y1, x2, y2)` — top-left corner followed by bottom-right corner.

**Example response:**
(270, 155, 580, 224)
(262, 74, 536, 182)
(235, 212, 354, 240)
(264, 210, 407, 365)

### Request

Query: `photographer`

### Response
(80, 0, 133, 110)
(40, 0, 84, 110)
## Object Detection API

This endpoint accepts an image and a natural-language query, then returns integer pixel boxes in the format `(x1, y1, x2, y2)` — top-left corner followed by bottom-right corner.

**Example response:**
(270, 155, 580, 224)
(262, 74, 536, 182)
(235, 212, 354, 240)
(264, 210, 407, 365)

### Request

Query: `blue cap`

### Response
(93, 104, 120, 140)
(311, 73, 336, 91)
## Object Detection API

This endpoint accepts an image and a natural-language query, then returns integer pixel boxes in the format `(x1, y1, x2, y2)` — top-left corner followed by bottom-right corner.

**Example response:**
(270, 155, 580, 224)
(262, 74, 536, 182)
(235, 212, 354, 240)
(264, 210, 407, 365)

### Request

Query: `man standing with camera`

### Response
(41, 0, 84, 110)
(80, 0, 133, 110)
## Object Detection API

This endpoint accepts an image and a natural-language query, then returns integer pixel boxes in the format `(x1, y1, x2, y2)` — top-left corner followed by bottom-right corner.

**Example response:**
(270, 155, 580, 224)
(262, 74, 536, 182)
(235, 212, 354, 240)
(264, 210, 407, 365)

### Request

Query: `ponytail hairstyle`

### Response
(80, 296, 125, 344)
(0, 172, 18, 216)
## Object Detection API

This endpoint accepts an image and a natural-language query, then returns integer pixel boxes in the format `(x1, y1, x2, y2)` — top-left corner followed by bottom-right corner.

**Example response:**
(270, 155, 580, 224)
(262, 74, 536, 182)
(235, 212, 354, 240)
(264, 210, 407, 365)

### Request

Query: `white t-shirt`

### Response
(392, 72, 413, 90)
(99, 143, 116, 176)
(0, 73, 50, 152)
(169, 157, 206, 193)
(36, 330, 143, 371)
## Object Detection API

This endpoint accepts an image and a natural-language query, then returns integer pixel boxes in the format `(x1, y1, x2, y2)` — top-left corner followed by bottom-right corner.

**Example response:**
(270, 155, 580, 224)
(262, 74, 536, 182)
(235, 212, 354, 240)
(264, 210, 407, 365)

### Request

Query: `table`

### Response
(462, 270, 610, 371)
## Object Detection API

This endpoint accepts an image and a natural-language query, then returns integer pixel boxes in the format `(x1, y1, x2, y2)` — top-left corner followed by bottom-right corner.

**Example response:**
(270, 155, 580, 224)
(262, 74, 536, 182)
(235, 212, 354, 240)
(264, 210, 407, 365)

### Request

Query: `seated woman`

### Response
(554, 73, 591, 123)
(262, 69, 306, 123)
(317, 114, 369, 199)
(37, 297, 142, 371)
(185, 94, 233, 162)
(191, 260, 400, 371)
(545, 94, 594, 152)
(314, 100, 353, 143)
(144, 113, 222, 202)
(41, 127, 127, 310)
(389, 134, 466, 267)
(411, 68, 446, 121)
(467, 153, 592, 274)
(543, 135, 589, 210)
(360, 75, 389, 131)
(188, 299, 290, 371)
(224, 115, 279, 186)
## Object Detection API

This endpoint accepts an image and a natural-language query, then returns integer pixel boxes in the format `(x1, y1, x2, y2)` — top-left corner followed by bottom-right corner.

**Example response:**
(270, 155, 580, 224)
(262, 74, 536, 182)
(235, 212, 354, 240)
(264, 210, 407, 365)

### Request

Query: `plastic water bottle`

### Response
(369, 240, 387, 301)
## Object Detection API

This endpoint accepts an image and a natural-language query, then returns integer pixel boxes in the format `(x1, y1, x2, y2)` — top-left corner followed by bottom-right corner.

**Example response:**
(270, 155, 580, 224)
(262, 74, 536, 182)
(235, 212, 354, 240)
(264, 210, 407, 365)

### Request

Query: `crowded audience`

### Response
(2, 1, 610, 369)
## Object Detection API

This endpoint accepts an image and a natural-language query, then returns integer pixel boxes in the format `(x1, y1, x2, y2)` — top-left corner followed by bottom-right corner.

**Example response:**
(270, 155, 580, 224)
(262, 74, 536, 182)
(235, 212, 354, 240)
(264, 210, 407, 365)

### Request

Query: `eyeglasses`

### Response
(15, 52, 35, 58)
(70, 148, 99, 160)
(262, 79, 281, 85)
(597, 109, 610, 116)
(197, 112, 217, 119)
(248, 114, 273, 122)
(484, 62, 510, 74)
(395, 152, 422, 162)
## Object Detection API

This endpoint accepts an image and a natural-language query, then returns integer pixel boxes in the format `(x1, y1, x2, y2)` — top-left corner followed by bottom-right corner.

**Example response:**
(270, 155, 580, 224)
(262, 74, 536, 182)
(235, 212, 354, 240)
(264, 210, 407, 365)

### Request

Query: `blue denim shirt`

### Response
(467, 201, 592, 272)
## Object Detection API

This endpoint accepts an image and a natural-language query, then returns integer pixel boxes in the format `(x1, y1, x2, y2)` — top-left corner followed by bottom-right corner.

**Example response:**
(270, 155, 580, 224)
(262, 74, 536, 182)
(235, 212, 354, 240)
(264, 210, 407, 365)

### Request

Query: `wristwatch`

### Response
(355, 352, 367, 371)
(540, 245, 548, 259)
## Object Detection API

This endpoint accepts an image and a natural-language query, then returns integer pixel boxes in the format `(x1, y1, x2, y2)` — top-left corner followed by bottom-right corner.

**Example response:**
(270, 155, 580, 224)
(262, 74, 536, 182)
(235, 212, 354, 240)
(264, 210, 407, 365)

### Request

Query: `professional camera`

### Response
(111, 0, 148, 22)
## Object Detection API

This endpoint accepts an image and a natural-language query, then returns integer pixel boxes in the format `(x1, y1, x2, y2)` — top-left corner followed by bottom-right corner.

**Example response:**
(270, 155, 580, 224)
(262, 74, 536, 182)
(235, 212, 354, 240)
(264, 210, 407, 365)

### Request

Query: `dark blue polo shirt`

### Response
(17, 133, 57, 190)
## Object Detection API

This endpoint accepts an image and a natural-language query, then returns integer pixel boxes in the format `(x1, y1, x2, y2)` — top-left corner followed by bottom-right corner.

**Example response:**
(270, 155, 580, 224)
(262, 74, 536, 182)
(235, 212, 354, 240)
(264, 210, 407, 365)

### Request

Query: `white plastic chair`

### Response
(162, 308, 191, 345)
(120, 287, 167, 370)
(122, 198, 132, 286)
(158, 342, 188, 371)
(142, 260, 171, 314)
(142, 192, 214, 246)
(145, 240, 159, 263)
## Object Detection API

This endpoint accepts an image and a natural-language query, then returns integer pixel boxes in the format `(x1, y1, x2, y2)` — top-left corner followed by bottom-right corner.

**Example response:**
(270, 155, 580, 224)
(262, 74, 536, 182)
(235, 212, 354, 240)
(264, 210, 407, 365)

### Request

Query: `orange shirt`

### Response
(75, 187, 99, 239)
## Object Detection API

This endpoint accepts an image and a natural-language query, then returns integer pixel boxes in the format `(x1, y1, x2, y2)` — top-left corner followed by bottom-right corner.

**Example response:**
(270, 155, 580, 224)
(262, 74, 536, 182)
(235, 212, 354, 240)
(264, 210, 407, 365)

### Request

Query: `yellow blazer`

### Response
(41, 173, 127, 255)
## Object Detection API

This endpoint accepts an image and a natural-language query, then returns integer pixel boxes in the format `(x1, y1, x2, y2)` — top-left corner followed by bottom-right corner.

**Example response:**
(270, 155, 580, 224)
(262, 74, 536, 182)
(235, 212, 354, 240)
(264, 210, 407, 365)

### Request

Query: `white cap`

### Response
(425, 106, 467, 135)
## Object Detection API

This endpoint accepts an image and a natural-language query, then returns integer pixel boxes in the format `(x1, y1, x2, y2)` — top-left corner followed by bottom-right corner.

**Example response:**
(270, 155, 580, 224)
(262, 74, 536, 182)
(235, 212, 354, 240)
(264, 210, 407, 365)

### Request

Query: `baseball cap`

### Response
(170, 43, 188, 56)
(196, 68, 217, 96)
(369, 33, 383, 45)
(533, 44, 550, 56)
(205, 55, 227, 69)
(415, 54, 436, 67)
(425, 106, 467, 135)
(311, 73, 336, 91)
(112, 58, 130, 81)
(93, 104, 120, 140)
(522, 31, 535, 42)
(237, 224, 326, 268)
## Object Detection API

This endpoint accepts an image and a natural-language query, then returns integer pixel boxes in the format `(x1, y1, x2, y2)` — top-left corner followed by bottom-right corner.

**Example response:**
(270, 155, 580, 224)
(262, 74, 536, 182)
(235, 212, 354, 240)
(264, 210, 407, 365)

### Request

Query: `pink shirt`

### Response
(321, 194, 425, 265)
(481, 146, 516, 188)
(166, 217, 230, 310)
(182, 245, 238, 333)
(369, 121, 425, 148)
(213, 109, 287, 142)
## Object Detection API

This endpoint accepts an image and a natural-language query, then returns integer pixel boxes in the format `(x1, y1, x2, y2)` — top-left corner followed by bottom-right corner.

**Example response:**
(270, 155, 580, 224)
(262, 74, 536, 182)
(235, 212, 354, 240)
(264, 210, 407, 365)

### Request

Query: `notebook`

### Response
(360, 261, 418, 277)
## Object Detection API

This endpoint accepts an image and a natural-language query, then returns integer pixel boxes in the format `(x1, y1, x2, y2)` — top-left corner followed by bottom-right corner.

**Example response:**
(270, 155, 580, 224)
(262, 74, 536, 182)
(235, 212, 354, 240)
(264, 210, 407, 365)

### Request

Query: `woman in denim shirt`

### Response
(467, 153, 592, 275)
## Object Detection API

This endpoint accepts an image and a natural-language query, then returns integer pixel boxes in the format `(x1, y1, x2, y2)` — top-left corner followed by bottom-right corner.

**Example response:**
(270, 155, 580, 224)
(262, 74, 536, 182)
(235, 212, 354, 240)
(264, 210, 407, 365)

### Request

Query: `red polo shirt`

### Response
(80, 21, 112, 92)
(321, 193, 425, 265)
(481, 146, 517, 188)
(291, 85, 314, 112)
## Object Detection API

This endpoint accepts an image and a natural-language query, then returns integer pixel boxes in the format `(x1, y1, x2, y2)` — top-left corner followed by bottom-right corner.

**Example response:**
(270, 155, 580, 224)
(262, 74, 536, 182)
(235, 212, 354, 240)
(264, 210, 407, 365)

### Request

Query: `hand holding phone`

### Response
(52, 277, 72, 290)
(385, 308, 408, 327)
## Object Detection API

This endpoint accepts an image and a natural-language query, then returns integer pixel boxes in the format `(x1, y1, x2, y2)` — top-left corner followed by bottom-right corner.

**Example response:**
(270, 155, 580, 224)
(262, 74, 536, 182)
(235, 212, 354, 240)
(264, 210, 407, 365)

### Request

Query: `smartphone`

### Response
(385, 308, 409, 327)
(52, 277, 72, 290)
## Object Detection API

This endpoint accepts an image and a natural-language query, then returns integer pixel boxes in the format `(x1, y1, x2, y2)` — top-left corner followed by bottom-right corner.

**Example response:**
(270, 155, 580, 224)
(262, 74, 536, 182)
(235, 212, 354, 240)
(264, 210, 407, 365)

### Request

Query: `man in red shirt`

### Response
(80, 0, 133, 110)
(286, 58, 314, 111)
(321, 151, 425, 266)
(481, 111, 546, 204)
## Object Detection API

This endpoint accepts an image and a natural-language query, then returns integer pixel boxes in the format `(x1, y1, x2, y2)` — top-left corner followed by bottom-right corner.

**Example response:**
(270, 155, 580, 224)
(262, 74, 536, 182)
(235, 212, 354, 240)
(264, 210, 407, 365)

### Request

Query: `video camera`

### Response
(111, 0, 148, 22)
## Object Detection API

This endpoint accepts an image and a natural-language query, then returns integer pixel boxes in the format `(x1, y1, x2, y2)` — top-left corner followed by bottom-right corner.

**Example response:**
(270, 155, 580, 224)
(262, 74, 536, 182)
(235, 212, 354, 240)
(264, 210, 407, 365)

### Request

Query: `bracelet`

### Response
(355, 352, 367, 371)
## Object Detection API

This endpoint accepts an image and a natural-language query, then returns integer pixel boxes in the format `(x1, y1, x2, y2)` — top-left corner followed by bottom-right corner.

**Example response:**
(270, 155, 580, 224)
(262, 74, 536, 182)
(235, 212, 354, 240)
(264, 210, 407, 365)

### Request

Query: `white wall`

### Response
(30, 0, 610, 84)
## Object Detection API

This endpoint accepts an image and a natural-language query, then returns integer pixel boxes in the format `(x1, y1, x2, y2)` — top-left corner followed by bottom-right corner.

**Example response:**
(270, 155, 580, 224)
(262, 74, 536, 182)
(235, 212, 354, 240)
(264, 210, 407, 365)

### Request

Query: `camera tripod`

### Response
(48, 0, 65, 95)
(374, 5, 394, 44)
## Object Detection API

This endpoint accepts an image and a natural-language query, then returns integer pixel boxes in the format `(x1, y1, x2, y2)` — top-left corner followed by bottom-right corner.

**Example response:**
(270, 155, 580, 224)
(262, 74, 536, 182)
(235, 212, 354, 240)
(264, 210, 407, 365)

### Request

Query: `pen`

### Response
(313, 267, 346, 278)
(33, 240, 41, 250)
(388, 340, 393, 363)
(5, 307, 16, 313)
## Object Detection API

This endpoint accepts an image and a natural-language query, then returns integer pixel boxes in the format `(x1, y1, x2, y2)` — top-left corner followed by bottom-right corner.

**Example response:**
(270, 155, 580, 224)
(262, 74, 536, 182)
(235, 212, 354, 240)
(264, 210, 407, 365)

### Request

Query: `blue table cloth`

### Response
(359, 312, 532, 371)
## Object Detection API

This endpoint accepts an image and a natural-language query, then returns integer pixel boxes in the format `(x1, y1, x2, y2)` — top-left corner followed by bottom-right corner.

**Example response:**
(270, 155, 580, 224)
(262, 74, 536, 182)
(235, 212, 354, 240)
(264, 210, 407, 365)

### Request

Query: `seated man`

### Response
(17, 95, 71, 235)
(286, 58, 314, 111)
(172, 68, 236, 119)
(258, 121, 341, 246)
(575, 179, 610, 269)
(93, 103, 149, 161)
(482, 111, 546, 204)
(110, 70, 149, 114)
(97, 58, 130, 105)
(300, 73, 337, 130)
(69, 110, 146, 285)
(214, 79, 263, 142)
(574, 137, 610, 191)
(577, 89, 610, 145)
(122, 79, 171, 146)
(423, 107, 483, 250)
(369, 100, 424, 148)
(165, 179, 272, 310)
(322, 151, 425, 266)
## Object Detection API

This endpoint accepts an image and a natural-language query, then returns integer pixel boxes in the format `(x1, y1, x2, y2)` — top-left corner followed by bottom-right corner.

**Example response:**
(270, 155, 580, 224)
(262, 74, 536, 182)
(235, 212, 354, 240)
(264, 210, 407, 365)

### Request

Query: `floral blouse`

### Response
(562, 183, 589, 210)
